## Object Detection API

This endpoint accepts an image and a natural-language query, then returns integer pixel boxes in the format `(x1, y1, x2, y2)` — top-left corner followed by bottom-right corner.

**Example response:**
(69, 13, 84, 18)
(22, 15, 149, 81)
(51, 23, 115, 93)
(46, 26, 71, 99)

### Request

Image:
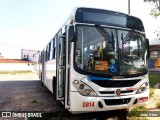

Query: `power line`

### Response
(0, 42, 22, 49)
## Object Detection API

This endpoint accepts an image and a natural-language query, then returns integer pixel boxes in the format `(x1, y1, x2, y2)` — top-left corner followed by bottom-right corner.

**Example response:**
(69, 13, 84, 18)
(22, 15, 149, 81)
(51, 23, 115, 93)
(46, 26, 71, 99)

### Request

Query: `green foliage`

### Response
(129, 106, 147, 117)
(144, 0, 160, 17)
(129, 117, 149, 120)
(144, 0, 160, 36)
(154, 26, 160, 37)
(149, 73, 160, 88)
(128, 106, 148, 120)
(150, 9, 160, 18)
(156, 101, 160, 109)
(149, 87, 154, 96)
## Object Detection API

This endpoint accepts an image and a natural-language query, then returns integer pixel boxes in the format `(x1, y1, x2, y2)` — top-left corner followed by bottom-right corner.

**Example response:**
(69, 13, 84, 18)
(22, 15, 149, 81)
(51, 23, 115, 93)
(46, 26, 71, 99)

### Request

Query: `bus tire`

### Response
(118, 109, 129, 120)
(52, 76, 56, 100)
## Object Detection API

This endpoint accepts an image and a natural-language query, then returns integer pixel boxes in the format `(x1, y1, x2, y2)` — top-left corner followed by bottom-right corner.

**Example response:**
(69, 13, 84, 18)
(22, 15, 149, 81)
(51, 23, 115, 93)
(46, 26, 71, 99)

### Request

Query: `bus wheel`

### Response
(118, 109, 129, 120)
(52, 76, 56, 100)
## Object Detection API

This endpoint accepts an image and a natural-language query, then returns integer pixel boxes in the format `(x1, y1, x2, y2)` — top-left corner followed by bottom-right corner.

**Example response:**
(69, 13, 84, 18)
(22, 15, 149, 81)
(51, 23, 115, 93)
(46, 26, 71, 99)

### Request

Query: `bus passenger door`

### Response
(56, 26, 70, 109)
(64, 25, 71, 109)
(41, 50, 45, 84)
(56, 35, 66, 101)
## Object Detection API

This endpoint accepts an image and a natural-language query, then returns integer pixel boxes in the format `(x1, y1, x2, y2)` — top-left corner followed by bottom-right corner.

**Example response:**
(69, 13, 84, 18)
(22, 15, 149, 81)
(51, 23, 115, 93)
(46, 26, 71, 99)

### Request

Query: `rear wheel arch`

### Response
(52, 76, 57, 99)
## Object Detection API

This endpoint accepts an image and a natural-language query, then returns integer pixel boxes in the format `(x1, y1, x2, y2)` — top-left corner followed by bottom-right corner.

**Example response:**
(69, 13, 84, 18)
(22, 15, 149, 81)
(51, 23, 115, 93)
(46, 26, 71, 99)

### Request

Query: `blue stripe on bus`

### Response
(87, 76, 111, 81)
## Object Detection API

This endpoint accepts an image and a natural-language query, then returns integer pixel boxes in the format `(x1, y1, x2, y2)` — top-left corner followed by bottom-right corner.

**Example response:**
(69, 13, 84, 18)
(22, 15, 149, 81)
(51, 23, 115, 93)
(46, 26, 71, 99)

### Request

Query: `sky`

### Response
(0, 0, 159, 58)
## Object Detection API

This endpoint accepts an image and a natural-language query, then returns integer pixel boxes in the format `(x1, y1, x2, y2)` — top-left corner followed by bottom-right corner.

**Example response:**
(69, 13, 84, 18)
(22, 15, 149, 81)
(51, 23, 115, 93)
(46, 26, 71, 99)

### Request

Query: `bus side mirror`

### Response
(68, 26, 75, 42)
(146, 38, 150, 59)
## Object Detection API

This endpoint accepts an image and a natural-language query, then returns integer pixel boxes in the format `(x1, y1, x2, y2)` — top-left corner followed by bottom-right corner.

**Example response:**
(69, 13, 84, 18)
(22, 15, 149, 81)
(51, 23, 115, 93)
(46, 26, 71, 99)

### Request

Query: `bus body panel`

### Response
(69, 91, 148, 113)
(70, 92, 97, 113)
(45, 60, 56, 93)
(68, 68, 149, 112)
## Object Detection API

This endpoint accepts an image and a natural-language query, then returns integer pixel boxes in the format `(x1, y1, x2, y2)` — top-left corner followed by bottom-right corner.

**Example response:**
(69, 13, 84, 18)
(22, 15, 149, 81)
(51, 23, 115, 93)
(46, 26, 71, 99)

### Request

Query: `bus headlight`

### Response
(73, 80, 97, 97)
(136, 82, 149, 94)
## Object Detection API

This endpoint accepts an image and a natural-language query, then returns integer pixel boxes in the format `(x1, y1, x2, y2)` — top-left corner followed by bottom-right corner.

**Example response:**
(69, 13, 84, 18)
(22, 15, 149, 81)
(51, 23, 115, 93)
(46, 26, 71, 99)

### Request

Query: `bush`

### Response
(156, 101, 160, 109)
(129, 106, 147, 117)
(149, 74, 160, 88)
(149, 88, 154, 96)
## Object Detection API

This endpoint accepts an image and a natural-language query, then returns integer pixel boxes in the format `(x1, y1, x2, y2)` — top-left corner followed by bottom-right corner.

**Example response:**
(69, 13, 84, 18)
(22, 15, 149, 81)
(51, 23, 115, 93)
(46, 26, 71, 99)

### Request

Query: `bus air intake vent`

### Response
(99, 90, 133, 94)
(91, 79, 140, 88)
(104, 98, 131, 105)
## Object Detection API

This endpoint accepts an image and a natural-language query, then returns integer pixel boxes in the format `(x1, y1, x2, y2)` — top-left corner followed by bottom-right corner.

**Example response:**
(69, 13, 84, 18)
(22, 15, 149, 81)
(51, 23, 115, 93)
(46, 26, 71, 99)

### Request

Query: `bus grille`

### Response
(99, 90, 133, 94)
(104, 98, 131, 105)
(91, 79, 140, 88)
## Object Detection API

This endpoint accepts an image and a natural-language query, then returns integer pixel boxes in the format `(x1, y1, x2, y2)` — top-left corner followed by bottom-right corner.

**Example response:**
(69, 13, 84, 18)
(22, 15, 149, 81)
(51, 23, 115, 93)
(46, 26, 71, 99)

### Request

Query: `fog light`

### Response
(73, 80, 79, 84)
(79, 84, 84, 90)
(133, 98, 138, 104)
(73, 80, 97, 97)
(145, 82, 148, 87)
(98, 101, 103, 108)
(84, 89, 91, 95)
(140, 87, 146, 92)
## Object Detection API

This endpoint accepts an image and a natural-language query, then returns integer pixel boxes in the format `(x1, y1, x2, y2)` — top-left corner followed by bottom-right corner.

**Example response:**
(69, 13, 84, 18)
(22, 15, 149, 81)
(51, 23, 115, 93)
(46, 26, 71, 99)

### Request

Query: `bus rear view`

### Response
(39, 7, 150, 114)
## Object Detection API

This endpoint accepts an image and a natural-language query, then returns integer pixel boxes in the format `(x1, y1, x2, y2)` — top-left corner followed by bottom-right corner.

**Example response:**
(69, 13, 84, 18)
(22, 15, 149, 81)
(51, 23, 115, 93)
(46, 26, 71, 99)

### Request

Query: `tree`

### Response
(144, 0, 160, 17)
(144, 0, 160, 37)
(154, 26, 160, 37)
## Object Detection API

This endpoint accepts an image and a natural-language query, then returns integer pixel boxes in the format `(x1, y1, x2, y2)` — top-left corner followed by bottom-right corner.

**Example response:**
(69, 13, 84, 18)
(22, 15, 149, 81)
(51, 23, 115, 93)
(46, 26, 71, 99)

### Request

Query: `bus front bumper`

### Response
(69, 91, 148, 113)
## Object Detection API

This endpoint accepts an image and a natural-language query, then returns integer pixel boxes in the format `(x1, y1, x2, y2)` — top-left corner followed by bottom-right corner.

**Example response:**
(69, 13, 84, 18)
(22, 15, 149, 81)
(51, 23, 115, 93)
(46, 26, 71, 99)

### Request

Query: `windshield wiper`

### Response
(95, 24, 114, 43)
(121, 31, 134, 44)
(95, 24, 115, 52)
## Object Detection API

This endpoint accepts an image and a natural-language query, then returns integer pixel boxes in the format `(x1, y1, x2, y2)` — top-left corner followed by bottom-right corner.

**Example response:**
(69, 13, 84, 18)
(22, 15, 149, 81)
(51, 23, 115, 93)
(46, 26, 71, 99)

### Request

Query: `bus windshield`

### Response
(75, 25, 147, 76)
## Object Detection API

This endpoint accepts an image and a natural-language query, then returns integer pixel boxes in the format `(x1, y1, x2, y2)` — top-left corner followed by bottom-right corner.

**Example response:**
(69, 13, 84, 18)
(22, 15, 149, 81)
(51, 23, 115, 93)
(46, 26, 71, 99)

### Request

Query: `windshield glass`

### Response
(75, 25, 118, 75)
(75, 25, 147, 76)
(118, 30, 147, 75)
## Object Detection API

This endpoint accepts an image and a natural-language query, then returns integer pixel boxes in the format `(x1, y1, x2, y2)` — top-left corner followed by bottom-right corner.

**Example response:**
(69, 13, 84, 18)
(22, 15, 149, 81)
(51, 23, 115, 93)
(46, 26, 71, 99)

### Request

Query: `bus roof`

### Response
(71, 7, 145, 32)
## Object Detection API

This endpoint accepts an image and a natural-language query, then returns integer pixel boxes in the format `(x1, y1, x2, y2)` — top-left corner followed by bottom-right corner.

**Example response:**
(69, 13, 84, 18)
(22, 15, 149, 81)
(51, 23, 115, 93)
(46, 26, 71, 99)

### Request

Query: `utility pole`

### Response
(128, 0, 130, 14)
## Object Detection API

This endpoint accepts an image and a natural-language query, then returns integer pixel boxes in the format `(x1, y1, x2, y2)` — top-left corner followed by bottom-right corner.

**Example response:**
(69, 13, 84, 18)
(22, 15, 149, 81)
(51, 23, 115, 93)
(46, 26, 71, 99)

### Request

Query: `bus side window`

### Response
(45, 50, 47, 61)
(52, 38, 56, 59)
(50, 40, 54, 60)
(48, 42, 51, 60)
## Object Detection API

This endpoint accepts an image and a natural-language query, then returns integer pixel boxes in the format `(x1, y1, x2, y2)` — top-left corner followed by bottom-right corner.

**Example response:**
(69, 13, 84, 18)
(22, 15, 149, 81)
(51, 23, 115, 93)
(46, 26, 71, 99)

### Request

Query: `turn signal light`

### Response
(139, 97, 148, 103)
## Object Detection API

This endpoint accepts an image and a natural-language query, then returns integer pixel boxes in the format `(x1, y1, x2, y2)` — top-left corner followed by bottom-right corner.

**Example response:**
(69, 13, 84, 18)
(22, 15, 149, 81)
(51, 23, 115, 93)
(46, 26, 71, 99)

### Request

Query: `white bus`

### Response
(38, 7, 150, 113)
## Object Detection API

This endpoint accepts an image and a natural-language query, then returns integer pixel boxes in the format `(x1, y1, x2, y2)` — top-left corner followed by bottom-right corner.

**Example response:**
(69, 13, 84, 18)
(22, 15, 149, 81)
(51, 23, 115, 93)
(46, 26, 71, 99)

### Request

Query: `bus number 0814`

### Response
(82, 102, 95, 107)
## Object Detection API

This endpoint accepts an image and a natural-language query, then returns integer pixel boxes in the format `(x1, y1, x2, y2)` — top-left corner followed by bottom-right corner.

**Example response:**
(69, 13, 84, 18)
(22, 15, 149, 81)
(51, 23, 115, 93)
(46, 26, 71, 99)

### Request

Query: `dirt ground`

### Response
(144, 85, 160, 120)
(0, 73, 71, 120)
(147, 89, 160, 110)
(0, 73, 98, 120)
(0, 73, 160, 120)
(127, 82, 160, 120)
